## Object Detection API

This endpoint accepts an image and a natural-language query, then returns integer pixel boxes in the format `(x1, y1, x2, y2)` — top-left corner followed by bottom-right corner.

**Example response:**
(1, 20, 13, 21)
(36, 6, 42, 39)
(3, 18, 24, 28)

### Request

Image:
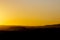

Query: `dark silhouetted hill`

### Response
(3, 24, 60, 32)
(0, 24, 60, 39)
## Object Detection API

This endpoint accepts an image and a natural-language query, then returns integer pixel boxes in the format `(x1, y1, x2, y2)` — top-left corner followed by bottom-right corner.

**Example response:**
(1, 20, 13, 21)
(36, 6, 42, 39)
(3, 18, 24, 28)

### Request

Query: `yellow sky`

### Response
(0, 0, 60, 26)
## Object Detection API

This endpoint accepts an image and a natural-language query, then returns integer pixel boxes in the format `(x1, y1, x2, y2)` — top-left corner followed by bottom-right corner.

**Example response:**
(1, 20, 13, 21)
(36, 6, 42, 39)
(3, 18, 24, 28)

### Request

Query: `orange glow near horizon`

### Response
(0, 0, 60, 27)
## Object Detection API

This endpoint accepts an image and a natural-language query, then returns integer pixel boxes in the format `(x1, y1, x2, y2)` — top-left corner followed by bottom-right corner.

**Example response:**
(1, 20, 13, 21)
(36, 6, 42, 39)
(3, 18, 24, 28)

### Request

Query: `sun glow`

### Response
(0, 15, 4, 25)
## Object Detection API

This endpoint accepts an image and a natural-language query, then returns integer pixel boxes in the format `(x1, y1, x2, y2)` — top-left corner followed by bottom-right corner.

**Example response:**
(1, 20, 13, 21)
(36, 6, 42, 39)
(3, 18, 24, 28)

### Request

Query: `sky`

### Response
(0, 0, 60, 26)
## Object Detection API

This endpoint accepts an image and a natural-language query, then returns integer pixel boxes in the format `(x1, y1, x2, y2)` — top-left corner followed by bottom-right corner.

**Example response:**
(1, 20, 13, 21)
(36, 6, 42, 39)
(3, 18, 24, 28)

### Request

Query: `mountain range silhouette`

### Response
(0, 24, 60, 31)
(0, 24, 60, 38)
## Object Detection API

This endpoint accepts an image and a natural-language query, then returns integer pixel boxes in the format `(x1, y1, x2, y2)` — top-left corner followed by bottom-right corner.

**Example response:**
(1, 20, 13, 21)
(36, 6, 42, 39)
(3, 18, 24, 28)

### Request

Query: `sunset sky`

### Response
(0, 0, 60, 26)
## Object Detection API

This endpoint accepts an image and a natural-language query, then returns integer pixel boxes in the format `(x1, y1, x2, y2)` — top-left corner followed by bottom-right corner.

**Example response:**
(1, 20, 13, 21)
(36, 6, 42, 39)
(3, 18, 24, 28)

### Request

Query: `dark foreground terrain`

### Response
(0, 24, 60, 38)
(0, 24, 60, 32)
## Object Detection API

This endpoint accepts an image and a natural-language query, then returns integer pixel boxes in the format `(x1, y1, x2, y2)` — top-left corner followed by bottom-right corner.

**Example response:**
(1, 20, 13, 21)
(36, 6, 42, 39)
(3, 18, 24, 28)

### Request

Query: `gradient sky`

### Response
(0, 0, 60, 26)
